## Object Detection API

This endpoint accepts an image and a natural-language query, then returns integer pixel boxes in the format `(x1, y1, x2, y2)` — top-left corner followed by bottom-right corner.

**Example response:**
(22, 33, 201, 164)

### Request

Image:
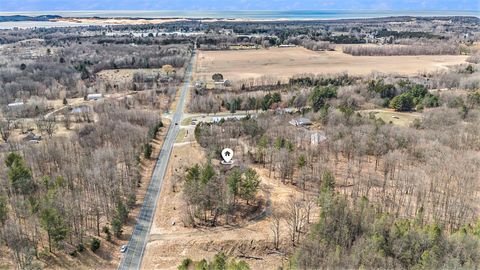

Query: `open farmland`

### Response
(194, 47, 468, 82)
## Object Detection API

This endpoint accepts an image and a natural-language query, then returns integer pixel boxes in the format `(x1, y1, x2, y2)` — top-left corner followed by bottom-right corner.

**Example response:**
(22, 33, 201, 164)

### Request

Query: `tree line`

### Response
(343, 43, 460, 56)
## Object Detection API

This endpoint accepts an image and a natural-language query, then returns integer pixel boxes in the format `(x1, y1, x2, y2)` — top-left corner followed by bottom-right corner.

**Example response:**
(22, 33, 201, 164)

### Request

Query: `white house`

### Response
(7, 101, 24, 107)
(279, 44, 296, 48)
(87, 93, 103, 101)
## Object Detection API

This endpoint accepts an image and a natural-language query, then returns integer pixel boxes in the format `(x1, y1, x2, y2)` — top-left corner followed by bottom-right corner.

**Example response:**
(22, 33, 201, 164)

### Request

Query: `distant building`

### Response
(279, 44, 296, 48)
(212, 115, 250, 123)
(143, 74, 157, 82)
(24, 132, 41, 142)
(289, 117, 312, 126)
(86, 93, 103, 101)
(71, 105, 91, 113)
(311, 131, 327, 145)
(223, 80, 232, 87)
(7, 101, 24, 107)
(194, 81, 205, 89)
(275, 108, 296, 115)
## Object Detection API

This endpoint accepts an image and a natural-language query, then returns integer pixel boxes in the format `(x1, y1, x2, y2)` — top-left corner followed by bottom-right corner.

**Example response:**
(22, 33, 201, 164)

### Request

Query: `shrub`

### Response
(178, 258, 192, 270)
(309, 86, 337, 112)
(90, 238, 101, 252)
(102, 226, 112, 242)
(212, 73, 224, 82)
(76, 243, 85, 252)
(467, 91, 480, 107)
(112, 218, 123, 237)
(143, 143, 153, 159)
(423, 94, 440, 108)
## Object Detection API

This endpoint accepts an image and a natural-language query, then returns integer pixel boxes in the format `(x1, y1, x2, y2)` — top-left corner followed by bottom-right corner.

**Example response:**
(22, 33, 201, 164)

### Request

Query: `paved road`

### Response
(118, 50, 196, 270)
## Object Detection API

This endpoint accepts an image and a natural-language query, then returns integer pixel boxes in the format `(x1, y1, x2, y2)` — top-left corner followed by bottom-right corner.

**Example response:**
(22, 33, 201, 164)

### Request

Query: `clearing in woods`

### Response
(140, 141, 313, 269)
(360, 109, 422, 127)
(194, 47, 468, 82)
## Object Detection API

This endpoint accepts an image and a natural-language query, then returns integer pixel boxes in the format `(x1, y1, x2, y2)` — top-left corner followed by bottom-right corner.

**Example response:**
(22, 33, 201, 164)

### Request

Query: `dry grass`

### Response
(175, 128, 187, 143)
(97, 68, 163, 84)
(194, 47, 468, 83)
(360, 109, 422, 127)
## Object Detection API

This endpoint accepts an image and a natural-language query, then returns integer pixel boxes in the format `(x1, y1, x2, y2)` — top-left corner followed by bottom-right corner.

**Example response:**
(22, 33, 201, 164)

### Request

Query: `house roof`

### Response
(297, 118, 312, 125)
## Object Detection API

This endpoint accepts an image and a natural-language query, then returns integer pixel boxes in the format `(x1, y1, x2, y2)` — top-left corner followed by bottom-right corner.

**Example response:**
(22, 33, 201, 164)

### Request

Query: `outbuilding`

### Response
(86, 93, 103, 101)
(289, 117, 312, 126)
(7, 101, 24, 107)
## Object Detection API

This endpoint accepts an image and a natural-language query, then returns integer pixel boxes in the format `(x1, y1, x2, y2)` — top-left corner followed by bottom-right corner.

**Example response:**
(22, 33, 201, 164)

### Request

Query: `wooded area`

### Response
(0, 27, 191, 268)
(0, 15, 479, 269)
(0, 101, 163, 268)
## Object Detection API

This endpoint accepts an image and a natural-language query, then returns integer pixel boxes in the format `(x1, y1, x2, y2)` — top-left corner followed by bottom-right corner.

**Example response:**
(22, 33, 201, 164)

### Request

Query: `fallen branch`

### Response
(237, 254, 264, 260)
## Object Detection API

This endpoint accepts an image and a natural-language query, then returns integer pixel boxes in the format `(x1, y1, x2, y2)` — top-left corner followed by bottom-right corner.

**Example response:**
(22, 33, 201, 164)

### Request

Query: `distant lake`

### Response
(0, 10, 478, 29)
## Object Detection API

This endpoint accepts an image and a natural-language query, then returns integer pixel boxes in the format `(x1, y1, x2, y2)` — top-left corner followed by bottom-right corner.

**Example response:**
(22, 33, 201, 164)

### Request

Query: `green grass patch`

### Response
(181, 117, 193, 125)
(176, 129, 187, 143)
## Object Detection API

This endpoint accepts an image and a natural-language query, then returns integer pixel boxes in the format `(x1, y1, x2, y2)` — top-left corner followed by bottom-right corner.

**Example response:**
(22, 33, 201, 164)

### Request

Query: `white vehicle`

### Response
(120, 245, 127, 253)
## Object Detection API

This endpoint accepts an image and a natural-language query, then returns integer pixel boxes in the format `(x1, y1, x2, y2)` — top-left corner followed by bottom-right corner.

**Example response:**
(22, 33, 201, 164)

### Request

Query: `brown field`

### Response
(194, 47, 468, 83)
(52, 18, 189, 25)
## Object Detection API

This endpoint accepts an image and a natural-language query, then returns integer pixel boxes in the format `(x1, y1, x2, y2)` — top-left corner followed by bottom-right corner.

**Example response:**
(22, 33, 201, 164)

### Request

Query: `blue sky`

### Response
(0, 0, 478, 12)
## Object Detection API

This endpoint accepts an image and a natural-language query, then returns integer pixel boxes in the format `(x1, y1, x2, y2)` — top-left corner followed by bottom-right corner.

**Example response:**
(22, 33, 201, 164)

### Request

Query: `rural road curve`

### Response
(118, 49, 196, 270)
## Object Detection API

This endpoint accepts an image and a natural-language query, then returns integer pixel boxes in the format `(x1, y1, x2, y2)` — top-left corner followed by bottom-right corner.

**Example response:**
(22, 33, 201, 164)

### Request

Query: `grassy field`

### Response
(175, 128, 187, 143)
(194, 47, 467, 83)
(181, 117, 193, 125)
(360, 109, 421, 126)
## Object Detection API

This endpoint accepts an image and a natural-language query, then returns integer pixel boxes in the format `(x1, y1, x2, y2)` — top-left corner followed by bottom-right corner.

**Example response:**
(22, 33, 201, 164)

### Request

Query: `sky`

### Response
(0, 0, 478, 12)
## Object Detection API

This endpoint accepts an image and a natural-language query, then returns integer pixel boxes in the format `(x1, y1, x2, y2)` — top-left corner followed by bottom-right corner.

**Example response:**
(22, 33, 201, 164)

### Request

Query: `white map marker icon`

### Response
(221, 148, 234, 164)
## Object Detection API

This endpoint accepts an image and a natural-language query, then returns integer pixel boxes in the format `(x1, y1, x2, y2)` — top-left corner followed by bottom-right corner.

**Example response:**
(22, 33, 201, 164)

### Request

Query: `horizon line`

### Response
(0, 9, 479, 13)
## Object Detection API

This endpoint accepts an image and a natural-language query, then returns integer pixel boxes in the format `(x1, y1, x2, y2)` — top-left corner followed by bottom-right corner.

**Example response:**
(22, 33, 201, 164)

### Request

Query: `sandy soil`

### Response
(194, 47, 468, 83)
(140, 141, 312, 269)
(52, 18, 189, 25)
(52, 17, 323, 26)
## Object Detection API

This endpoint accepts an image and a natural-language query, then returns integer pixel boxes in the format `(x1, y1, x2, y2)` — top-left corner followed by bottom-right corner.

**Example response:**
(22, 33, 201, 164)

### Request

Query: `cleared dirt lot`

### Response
(194, 47, 468, 82)
(140, 141, 314, 269)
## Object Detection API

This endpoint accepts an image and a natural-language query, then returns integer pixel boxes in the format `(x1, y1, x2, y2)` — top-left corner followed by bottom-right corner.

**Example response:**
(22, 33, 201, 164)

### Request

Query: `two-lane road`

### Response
(118, 50, 196, 270)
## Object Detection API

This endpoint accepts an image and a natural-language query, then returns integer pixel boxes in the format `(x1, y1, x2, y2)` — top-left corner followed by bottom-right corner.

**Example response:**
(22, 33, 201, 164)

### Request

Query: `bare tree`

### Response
(285, 196, 308, 246)
(0, 119, 12, 143)
(62, 111, 72, 130)
(269, 209, 284, 250)
(35, 117, 57, 137)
